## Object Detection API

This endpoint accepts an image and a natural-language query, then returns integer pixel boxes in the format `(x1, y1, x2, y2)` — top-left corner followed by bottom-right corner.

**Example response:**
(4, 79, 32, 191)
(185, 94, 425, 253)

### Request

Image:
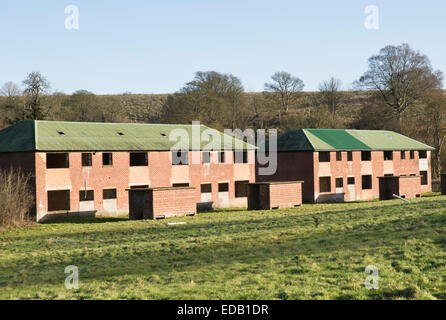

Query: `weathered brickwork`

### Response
(257, 150, 431, 203)
(0, 150, 255, 221)
(247, 181, 303, 210)
(378, 176, 421, 200)
(398, 176, 422, 199)
(151, 187, 197, 218)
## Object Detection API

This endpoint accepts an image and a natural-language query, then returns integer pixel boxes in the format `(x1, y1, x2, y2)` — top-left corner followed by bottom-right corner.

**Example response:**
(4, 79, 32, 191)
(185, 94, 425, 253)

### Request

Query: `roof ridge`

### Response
(34, 120, 207, 127)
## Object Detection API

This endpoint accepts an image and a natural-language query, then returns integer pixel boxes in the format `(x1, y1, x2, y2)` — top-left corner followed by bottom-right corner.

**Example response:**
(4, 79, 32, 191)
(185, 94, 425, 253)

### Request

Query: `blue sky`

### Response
(0, 0, 445, 94)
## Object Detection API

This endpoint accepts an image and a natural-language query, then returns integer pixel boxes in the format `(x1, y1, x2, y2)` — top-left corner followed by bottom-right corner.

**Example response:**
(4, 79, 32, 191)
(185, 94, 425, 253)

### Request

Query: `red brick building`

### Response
(256, 129, 434, 203)
(0, 121, 256, 221)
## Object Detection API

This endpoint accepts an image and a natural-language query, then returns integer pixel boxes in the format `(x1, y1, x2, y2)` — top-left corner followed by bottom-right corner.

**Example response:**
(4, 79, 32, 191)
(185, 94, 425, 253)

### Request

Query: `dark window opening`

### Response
(384, 151, 393, 161)
(401, 151, 406, 160)
(103, 189, 117, 200)
(420, 171, 428, 185)
(172, 183, 190, 187)
(218, 183, 229, 192)
(410, 151, 415, 159)
(48, 190, 70, 211)
(235, 180, 249, 197)
(234, 151, 248, 164)
(319, 152, 330, 162)
(172, 151, 189, 165)
(219, 151, 226, 163)
(319, 177, 331, 193)
(82, 153, 92, 167)
(117, 132, 124, 136)
(201, 184, 212, 193)
(335, 178, 343, 188)
(79, 190, 94, 201)
(130, 152, 148, 166)
(46, 153, 69, 169)
(130, 185, 149, 189)
(347, 151, 353, 162)
(336, 151, 342, 161)
(419, 151, 427, 159)
(362, 175, 372, 190)
(347, 177, 355, 185)
(361, 151, 371, 161)
(202, 151, 211, 164)
(102, 153, 113, 166)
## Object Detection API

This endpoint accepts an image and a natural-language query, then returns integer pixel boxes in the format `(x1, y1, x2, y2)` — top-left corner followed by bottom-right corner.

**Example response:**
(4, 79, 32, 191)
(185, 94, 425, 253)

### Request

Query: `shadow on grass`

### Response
(42, 216, 129, 225)
(3, 199, 446, 290)
(197, 207, 248, 214)
(6, 198, 446, 243)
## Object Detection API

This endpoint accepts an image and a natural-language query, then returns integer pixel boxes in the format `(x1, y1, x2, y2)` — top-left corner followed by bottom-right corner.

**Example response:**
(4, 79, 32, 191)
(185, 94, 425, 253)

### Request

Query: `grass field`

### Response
(1, 196, 445, 300)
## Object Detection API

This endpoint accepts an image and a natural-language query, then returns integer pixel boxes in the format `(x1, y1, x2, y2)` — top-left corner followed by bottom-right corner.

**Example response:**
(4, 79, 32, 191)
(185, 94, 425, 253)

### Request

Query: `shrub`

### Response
(0, 169, 34, 228)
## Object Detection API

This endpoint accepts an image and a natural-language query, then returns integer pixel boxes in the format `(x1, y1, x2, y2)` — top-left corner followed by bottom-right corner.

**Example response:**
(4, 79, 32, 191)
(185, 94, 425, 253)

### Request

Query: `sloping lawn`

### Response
(1, 196, 445, 300)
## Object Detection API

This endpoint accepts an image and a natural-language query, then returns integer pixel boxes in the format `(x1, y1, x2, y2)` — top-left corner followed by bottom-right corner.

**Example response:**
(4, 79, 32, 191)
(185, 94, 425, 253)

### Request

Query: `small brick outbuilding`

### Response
(127, 187, 197, 219)
(378, 175, 421, 200)
(247, 181, 303, 210)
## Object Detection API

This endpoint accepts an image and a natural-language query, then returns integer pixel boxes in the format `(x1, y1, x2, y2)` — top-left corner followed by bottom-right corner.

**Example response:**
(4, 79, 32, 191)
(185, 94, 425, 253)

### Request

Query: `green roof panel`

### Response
(304, 129, 371, 150)
(0, 121, 256, 152)
(347, 130, 434, 151)
(275, 129, 434, 152)
(272, 129, 314, 151)
(0, 120, 35, 152)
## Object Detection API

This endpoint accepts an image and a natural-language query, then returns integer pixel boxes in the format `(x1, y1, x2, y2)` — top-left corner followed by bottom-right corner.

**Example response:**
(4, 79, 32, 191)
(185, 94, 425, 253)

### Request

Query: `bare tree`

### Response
(0, 82, 21, 97)
(22, 71, 50, 120)
(264, 71, 304, 114)
(356, 43, 443, 121)
(168, 71, 245, 128)
(317, 77, 343, 119)
(419, 91, 446, 178)
(0, 82, 23, 124)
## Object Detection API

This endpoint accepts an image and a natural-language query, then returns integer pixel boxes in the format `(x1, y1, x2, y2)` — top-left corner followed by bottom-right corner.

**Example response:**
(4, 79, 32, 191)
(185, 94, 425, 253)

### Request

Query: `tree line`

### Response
(1, 43, 445, 177)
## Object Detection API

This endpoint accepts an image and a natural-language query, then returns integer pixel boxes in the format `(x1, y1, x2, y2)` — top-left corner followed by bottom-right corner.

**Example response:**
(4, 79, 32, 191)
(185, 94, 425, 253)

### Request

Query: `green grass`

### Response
(1, 196, 446, 300)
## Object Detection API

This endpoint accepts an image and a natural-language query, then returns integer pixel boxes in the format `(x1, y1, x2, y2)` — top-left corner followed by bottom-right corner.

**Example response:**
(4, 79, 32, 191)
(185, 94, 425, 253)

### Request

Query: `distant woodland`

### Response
(1, 43, 445, 177)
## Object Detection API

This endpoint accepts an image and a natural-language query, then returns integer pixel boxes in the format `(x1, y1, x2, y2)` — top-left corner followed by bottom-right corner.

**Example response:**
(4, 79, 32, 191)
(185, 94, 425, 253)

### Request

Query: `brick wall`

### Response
(314, 150, 431, 202)
(399, 176, 421, 199)
(256, 152, 314, 202)
(269, 182, 303, 209)
(247, 181, 302, 210)
(151, 187, 197, 218)
(33, 149, 255, 221)
(258, 150, 431, 203)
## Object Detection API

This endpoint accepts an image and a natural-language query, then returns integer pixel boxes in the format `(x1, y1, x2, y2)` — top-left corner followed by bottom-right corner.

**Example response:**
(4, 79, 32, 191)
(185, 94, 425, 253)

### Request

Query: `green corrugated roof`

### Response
(0, 121, 257, 152)
(305, 129, 371, 150)
(276, 129, 434, 151)
(345, 130, 433, 151)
